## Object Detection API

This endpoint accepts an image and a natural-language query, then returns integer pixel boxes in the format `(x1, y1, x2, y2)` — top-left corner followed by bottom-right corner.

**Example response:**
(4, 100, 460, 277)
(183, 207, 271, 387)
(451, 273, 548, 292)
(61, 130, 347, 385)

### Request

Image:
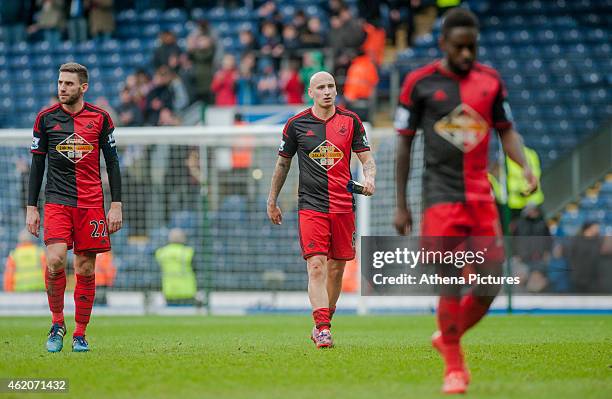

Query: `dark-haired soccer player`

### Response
(267, 71, 376, 348)
(394, 8, 537, 394)
(27, 62, 122, 352)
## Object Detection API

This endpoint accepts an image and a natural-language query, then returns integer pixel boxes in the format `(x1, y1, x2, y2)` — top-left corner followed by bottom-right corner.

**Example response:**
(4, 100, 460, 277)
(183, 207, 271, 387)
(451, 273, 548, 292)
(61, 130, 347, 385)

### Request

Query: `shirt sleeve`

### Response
(395, 72, 424, 136)
(30, 112, 48, 154)
(278, 120, 298, 158)
(492, 77, 514, 132)
(351, 115, 370, 153)
(99, 113, 122, 202)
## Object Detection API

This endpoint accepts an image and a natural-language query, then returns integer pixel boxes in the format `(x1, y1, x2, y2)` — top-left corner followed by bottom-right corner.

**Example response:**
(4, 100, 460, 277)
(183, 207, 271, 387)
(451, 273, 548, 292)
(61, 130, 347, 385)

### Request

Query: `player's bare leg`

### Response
(72, 252, 96, 352)
(307, 255, 332, 348)
(45, 243, 68, 352)
(326, 259, 346, 322)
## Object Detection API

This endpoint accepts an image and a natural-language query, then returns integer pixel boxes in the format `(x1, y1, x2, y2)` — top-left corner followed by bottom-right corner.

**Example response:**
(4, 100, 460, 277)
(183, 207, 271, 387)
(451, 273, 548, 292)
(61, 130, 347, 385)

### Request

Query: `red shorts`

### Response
(44, 203, 111, 255)
(421, 201, 504, 262)
(298, 210, 355, 260)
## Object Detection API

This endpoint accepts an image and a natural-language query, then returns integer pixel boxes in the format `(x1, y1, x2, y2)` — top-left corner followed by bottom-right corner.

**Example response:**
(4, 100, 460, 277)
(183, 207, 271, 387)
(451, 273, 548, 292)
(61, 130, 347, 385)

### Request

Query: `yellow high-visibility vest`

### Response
(12, 245, 45, 292)
(155, 243, 196, 300)
(507, 147, 544, 210)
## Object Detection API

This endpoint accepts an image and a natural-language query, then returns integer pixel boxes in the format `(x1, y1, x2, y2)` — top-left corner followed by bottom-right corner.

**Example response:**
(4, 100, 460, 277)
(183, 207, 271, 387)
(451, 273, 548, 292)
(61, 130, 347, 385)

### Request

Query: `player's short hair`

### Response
(441, 8, 479, 37)
(59, 62, 89, 84)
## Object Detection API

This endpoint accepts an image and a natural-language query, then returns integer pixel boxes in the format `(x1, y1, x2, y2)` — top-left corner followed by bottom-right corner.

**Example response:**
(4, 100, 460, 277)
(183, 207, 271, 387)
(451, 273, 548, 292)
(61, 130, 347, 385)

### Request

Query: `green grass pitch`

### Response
(1, 315, 610, 399)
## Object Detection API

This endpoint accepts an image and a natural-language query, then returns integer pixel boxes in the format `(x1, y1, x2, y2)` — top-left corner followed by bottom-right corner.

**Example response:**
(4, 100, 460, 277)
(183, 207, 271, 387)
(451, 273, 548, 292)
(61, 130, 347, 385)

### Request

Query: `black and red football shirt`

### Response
(395, 60, 513, 207)
(30, 102, 117, 208)
(279, 106, 371, 213)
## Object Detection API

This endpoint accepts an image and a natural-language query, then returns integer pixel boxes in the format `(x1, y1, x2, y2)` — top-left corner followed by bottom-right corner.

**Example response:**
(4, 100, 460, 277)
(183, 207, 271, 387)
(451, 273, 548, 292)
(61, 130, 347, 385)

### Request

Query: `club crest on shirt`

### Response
(309, 140, 343, 170)
(433, 103, 488, 153)
(55, 133, 94, 163)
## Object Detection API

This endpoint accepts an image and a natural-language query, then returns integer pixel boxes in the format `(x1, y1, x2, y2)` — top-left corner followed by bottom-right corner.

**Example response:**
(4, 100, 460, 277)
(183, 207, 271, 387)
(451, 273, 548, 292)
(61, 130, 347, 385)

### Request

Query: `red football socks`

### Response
(330, 305, 336, 320)
(437, 296, 463, 373)
(459, 294, 491, 336)
(313, 307, 331, 330)
(74, 274, 96, 337)
(45, 268, 66, 325)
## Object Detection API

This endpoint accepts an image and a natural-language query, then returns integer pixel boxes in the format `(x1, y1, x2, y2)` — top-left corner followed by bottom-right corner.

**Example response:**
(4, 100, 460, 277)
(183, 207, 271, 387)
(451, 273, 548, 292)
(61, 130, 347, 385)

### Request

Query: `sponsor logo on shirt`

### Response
(434, 104, 488, 153)
(55, 133, 94, 163)
(309, 140, 344, 170)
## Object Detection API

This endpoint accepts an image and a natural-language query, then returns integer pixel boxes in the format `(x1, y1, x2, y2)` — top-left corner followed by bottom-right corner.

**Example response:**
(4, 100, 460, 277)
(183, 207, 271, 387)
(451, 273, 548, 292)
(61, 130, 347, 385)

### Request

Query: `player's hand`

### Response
(26, 206, 40, 238)
(522, 167, 538, 196)
(107, 202, 123, 234)
(394, 207, 412, 236)
(362, 177, 375, 196)
(267, 203, 282, 225)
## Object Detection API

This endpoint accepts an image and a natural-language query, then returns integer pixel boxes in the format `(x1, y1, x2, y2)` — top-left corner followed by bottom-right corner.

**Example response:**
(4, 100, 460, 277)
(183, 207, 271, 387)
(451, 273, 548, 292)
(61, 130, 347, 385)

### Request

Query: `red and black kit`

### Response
(29, 102, 121, 253)
(279, 106, 370, 259)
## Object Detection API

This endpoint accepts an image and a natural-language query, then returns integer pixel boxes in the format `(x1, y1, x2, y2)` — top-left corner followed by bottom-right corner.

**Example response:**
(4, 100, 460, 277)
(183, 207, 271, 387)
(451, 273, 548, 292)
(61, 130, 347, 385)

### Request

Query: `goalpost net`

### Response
(0, 125, 423, 296)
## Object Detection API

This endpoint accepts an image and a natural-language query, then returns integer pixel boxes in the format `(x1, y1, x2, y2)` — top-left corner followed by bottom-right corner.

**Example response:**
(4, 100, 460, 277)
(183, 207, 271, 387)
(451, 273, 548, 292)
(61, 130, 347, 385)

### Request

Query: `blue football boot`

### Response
(46, 323, 66, 353)
(72, 335, 90, 352)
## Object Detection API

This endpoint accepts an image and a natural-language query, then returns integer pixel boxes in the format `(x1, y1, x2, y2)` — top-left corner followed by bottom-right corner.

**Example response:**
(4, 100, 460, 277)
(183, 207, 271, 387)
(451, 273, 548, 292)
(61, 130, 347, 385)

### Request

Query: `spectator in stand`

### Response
(28, 0, 66, 45)
(259, 20, 284, 69)
(118, 88, 144, 127)
(238, 29, 258, 53)
(236, 52, 258, 105)
(167, 68, 190, 112)
(329, 6, 366, 85)
(300, 17, 325, 48)
(187, 29, 215, 104)
(66, 0, 87, 43)
(567, 222, 612, 293)
(512, 203, 552, 293)
(85, 0, 114, 40)
(292, 9, 308, 36)
(280, 58, 304, 105)
(188, 19, 223, 70)
(300, 51, 324, 103)
(256, 58, 280, 105)
(343, 49, 379, 122)
(282, 24, 302, 57)
(176, 52, 196, 105)
(145, 65, 175, 125)
(130, 69, 153, 111)
(211, 54, 238, 106)
(153, 31, 182, 71)
(329, 6, 366, 53)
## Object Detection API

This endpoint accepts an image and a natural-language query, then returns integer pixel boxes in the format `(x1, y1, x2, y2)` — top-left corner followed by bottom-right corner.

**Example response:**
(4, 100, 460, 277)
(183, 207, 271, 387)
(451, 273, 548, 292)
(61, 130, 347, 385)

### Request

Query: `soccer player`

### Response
(393, 9, 537, 394)
(267, 71, 376, 348)
(26, 63, 122, 353)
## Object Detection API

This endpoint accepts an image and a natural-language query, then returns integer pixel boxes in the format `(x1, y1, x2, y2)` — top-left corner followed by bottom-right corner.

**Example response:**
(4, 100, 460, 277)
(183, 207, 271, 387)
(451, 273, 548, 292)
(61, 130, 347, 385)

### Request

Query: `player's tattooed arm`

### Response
(267, 156, 292, 225)
(356, 151, 376, 196)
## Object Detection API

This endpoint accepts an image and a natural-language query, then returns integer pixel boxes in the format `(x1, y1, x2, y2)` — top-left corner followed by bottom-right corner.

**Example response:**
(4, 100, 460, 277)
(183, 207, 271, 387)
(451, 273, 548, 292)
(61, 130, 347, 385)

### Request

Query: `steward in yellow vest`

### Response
(154, 228, 197, 302)
(3, 231, 46, 292)
(507, 146, 544, 215)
